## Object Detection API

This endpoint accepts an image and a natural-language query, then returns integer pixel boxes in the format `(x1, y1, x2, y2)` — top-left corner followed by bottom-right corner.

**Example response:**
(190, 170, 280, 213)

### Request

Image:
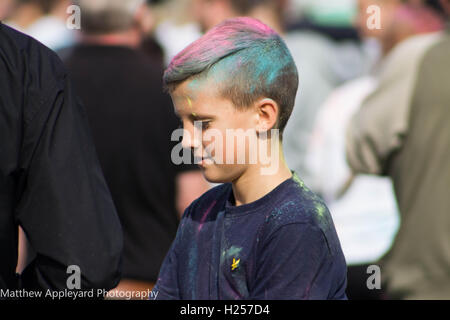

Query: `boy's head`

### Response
(165, 17, 298, 182)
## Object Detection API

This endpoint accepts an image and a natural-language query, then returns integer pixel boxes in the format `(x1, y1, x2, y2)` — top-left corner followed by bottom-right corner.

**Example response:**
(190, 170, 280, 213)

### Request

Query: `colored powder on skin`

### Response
(187, 78, 203, 95)
(186, 96, 197, 117)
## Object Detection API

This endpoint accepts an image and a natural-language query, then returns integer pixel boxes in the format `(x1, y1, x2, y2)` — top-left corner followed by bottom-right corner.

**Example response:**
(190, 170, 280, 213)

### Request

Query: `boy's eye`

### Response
(194, 120, 211, 130)
(200, 121, 211, 130)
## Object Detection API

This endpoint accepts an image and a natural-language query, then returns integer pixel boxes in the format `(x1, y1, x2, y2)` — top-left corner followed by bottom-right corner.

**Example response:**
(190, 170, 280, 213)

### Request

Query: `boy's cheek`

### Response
(201, 126, 256, 165)
(217, 136, 252, 165)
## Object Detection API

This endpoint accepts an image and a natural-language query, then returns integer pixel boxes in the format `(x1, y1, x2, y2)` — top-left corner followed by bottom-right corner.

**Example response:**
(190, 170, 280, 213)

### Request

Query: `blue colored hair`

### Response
(164, 17, 299, 134)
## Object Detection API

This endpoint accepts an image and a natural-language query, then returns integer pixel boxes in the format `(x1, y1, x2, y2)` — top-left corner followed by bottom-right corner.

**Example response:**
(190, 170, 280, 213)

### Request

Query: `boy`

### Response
(154, 17, 347, 299)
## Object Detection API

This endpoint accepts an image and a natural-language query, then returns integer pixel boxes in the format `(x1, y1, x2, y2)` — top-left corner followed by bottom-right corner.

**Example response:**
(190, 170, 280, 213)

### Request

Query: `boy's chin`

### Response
(200, 167, 228, 184)
(199, 164, 242, 184)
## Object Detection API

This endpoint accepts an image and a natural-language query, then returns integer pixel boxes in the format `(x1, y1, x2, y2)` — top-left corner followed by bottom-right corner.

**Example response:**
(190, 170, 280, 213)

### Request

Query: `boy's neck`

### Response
(231, 148, 292, 207)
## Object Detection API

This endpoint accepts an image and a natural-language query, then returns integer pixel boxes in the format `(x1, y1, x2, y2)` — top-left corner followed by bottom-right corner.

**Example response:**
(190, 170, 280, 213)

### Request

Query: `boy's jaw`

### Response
(194, 136, 285, 185)
(196, 159, 247, 184)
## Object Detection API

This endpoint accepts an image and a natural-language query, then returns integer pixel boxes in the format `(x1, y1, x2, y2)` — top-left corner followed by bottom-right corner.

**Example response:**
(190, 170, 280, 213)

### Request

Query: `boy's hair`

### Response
(163, 17, 299, 136)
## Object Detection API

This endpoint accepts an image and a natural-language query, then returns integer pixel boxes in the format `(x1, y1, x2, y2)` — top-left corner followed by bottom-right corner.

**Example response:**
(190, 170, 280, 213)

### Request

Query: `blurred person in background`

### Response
(140, 0, 165, 67)
(189, 0, 371, 190)
(3, 0, 79, 278)
(346, 0, 450, 299)
(304, 0, 444, 299)
(0, 0, 15, 20)
(151, 0, 202, 65)
(63, 0, 209, 295)
(4, 0, 75, 51)
(0, 20, 122, 292)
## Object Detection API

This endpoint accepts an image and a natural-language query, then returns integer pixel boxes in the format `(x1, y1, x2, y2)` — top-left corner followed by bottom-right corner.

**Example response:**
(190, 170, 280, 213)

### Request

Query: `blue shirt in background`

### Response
(154, 173, 347, 299)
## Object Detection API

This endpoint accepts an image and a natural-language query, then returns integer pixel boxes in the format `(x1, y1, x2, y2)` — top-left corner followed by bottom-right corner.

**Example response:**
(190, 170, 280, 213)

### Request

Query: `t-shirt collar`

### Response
(224, 173, 295, 216)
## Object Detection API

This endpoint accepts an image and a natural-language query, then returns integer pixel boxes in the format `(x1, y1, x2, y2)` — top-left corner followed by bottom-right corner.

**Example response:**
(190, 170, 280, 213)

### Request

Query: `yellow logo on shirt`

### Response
(231, 258, 240, 271)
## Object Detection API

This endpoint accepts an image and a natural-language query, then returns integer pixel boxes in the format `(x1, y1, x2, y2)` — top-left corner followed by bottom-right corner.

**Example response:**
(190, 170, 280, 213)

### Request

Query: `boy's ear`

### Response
(255, 98, 279, 134)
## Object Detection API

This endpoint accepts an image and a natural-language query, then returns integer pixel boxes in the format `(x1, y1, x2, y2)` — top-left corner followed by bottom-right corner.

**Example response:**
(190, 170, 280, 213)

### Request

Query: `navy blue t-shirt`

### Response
(154, 173, 347, 299)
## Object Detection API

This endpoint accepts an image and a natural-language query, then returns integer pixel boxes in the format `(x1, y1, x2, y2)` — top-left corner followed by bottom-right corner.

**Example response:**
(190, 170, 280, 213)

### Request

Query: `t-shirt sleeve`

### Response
(250, 223, 346, 300)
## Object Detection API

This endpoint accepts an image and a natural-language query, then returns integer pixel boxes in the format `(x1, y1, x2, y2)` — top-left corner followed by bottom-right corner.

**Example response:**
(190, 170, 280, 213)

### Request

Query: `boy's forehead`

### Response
(171, 78, 237, 119)
(171, 80, 207, 116)
(172, 78, 204, 101)
(172, 77, 219, 110)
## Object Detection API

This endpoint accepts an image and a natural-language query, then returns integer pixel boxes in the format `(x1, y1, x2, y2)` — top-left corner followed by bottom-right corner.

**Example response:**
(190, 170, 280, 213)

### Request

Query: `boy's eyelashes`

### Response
(179, 119, 212, 130)
(198, 120, 211, 130)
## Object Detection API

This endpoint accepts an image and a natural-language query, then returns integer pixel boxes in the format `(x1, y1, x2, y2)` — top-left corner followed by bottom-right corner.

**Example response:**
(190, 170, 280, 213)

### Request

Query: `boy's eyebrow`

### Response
(173, 107, 215, 121)
(188, 112, 215, 121)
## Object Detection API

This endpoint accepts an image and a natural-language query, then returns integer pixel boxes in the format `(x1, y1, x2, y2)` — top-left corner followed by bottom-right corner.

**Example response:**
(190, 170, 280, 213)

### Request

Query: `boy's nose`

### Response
(181, 125, 202, 151)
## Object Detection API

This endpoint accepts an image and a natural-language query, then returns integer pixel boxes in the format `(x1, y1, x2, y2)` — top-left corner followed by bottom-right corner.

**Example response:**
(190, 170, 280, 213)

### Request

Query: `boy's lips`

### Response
(196, 156, 214, 166)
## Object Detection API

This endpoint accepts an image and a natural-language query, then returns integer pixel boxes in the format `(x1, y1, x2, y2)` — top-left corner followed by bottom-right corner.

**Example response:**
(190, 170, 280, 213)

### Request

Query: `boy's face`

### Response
(171, 78, 260, 183)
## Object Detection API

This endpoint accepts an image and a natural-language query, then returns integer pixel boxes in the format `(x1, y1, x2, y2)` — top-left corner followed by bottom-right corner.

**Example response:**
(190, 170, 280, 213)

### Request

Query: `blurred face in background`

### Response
(191, 0, 237, 32)
(0, 0, 16, 20)
(356, 0, 444, 55)
(355, 0, 402, 40)
(135, 3, 156, 35)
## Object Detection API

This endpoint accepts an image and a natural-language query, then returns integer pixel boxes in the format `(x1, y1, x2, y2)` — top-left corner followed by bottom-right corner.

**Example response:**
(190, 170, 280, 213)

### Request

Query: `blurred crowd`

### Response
(1, 0, 449, 299)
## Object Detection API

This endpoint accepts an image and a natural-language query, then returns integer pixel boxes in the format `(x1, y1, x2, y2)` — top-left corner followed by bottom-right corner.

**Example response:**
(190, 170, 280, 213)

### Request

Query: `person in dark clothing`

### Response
(0, 22, 123, 292)
(64, 0, 208, 293)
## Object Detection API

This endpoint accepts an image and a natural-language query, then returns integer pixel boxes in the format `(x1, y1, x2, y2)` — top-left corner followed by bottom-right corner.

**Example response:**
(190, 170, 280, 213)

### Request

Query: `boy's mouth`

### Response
(196, 155, 214, 166)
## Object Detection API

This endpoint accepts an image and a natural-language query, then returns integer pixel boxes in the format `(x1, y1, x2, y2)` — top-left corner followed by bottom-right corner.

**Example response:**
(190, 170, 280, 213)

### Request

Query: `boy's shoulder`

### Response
(259, 174, 342, 256)
(264, 174, 333, 233)
(182, 175, 334, 234)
